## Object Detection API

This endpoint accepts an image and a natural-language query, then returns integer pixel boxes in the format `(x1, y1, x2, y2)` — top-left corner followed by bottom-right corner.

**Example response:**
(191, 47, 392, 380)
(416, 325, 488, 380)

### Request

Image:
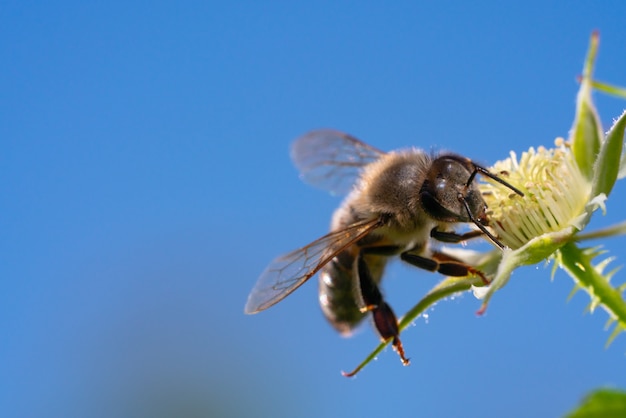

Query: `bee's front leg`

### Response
(430, 228, 484, 243)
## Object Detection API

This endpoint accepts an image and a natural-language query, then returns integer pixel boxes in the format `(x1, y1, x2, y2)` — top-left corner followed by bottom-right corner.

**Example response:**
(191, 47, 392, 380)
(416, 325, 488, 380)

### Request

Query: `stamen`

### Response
(480, 142, 592, 249)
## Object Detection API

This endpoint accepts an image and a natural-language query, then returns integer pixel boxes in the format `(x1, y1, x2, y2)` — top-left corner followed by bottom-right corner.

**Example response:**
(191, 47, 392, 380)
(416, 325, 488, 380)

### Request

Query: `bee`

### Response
(245, 129, 523, 365)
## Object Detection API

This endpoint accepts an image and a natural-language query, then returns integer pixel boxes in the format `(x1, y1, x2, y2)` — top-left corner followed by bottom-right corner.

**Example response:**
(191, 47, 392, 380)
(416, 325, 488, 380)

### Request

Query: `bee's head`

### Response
(420, 154, 523, 249)
(419, 155, 487, 224)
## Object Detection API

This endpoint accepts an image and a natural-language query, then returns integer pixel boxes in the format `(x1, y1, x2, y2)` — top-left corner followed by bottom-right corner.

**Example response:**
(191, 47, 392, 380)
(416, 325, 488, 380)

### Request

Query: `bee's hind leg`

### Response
(356, 252, 410, 366)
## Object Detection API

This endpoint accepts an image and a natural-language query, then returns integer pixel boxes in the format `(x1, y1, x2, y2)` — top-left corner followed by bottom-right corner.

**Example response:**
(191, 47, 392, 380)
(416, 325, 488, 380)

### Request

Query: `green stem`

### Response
(590, 79, 626, 100)
(559, 241, 626, 343)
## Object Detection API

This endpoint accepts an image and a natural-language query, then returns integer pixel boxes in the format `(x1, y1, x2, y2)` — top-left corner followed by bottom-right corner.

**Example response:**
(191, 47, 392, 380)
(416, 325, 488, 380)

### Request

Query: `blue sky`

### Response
(3, 2, 626, 417)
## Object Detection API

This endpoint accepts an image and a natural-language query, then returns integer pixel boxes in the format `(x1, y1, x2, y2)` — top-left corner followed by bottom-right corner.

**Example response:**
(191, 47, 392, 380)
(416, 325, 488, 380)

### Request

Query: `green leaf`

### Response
(571, 32, 603, 179)
(475, 227, 576, 312)
(592, 110, 626, 196)
(564, 388, 626, 418)
(619, 151, 626, 180)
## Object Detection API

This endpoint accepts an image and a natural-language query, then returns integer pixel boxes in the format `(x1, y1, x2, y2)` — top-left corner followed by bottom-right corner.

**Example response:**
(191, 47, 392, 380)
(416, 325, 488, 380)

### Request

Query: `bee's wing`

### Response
(244, 217, 384, 314)
(291, 129, 386, 195)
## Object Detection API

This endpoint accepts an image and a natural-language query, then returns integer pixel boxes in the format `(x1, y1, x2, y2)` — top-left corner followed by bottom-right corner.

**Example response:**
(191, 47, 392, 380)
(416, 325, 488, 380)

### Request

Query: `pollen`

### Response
(480, 140, 592, 250)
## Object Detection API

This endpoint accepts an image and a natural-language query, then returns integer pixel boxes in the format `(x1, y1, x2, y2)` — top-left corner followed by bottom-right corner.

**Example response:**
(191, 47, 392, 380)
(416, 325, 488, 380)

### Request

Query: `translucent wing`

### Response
(291, 129, 386, 195)
(244, 217, 384, 314)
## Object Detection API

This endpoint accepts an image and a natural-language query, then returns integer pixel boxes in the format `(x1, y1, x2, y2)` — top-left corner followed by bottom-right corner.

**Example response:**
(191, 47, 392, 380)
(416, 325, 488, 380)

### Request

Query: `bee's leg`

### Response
(400, 251, 489, 284)
(430, 228, 484, 244)
(356, 252, 410, 366)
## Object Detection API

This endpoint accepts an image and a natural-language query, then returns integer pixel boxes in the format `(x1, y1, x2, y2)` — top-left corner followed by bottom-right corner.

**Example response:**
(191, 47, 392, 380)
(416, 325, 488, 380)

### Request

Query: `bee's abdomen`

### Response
(319, 256, 365, 335)
(318, 251, 365, 335)
(319, 250, 386, 336)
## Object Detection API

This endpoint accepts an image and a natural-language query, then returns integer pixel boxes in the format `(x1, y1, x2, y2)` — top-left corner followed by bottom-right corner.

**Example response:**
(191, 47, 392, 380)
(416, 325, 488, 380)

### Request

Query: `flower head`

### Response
(482, 140, 592, 251)
(470, 32, 626, 314)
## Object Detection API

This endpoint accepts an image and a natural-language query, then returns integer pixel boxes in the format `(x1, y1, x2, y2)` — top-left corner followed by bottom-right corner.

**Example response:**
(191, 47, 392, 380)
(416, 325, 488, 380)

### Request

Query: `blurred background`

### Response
(3, 1, 626, 417)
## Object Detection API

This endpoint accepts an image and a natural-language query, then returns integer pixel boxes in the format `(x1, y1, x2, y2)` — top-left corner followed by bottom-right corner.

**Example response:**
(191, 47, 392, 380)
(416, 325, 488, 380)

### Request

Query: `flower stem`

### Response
(576, 220, 626, 241)
(559, 241, 626, 344)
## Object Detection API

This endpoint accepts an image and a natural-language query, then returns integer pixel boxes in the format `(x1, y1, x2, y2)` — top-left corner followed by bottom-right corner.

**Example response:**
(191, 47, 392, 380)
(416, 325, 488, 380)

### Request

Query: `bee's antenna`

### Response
(458, 196, 506, 250)
(469, 164, 524, 197)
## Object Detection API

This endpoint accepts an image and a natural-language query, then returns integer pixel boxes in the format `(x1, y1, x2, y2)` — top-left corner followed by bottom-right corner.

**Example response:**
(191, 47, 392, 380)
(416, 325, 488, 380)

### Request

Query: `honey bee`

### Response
(245, 129, 523, 365)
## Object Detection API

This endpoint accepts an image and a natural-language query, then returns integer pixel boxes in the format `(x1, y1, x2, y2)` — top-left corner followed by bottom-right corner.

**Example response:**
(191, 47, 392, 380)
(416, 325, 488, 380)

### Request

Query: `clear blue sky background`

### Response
(3, 2, 626, 417)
